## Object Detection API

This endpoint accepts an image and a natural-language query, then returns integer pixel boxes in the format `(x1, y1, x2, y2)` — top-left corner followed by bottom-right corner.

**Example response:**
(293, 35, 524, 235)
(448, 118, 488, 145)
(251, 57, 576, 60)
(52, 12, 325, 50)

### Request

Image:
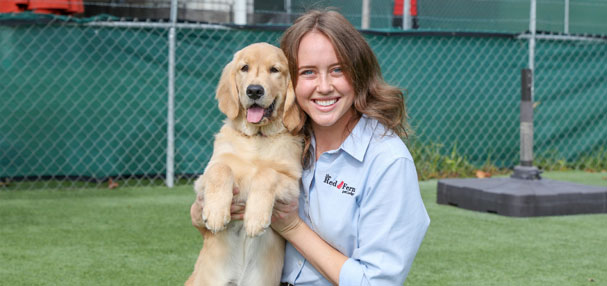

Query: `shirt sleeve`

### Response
(338, 157, 430, 285)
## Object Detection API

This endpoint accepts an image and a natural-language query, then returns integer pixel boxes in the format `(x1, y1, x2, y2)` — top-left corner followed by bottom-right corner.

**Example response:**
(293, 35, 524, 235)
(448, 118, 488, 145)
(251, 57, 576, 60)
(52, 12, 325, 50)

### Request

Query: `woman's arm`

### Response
(272, 201, 348, 285)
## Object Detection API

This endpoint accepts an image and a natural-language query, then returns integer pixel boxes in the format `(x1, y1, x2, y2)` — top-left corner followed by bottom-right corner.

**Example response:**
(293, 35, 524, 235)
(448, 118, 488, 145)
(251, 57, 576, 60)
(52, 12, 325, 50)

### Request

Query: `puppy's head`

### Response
(216, 43, 303, 135)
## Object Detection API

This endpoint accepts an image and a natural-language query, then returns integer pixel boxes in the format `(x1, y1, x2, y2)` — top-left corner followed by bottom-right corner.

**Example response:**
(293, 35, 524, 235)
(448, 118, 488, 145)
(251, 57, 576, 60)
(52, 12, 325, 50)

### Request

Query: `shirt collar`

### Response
(339, 114, 376, 162)
(310, 114, 377, 163)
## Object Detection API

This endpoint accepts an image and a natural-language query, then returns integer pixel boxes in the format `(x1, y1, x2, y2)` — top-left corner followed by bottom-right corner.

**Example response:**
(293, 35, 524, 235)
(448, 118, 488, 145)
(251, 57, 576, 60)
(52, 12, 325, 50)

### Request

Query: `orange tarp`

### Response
(0, 0, 83, 14)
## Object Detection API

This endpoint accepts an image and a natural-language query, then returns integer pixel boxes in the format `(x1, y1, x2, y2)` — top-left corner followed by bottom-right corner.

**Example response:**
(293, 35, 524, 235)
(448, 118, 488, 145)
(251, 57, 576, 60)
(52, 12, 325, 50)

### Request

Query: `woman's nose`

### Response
(316, 73, 333, 94)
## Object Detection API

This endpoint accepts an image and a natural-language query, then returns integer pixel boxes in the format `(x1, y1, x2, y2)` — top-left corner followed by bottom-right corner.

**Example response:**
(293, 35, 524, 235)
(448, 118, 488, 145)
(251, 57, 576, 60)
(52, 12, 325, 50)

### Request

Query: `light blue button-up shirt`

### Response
(281, 115, 430, 285)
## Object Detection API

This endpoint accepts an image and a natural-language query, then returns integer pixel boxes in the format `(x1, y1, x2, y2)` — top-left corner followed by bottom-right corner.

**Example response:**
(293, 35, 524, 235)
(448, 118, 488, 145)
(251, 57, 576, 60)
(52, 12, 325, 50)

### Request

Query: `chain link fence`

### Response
(1, 0, 606, 189)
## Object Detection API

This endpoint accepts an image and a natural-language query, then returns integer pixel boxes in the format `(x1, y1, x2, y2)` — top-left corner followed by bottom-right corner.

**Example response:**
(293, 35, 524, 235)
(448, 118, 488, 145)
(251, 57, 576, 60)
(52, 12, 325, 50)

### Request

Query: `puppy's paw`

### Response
(203, 207, 231, 233)
(202, 194, 232, 233)
(244, 210, 271, 237)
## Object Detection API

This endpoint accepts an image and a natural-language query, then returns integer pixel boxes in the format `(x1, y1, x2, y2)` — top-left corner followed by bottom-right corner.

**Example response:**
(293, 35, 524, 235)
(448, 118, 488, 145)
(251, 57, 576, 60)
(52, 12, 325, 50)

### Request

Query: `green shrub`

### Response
(408, 138, 606, 180)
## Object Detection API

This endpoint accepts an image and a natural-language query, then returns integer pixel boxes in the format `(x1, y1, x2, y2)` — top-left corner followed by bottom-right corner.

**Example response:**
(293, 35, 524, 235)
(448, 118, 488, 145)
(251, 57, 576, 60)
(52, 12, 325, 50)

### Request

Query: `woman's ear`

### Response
(216, 60, 240, 119)
(283, 78, 305, 133)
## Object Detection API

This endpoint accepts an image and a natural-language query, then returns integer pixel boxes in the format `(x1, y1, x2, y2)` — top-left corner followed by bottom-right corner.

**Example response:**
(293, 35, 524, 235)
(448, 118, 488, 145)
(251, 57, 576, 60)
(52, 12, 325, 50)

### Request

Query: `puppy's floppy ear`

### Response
(282, 78, 305, 133)
(216, 59, 240, 119)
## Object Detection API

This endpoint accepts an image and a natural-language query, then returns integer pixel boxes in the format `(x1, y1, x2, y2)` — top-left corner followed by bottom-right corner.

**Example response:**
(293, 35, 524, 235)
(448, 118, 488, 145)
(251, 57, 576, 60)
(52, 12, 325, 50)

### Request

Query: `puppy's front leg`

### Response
(195, 163, 234, 233)
(244, 170, 278, 237)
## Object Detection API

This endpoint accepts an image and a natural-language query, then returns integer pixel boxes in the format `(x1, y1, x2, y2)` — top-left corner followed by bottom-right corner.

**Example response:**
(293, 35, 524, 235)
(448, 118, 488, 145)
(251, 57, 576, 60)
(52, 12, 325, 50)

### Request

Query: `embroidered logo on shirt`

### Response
(323, 174, 356, 196)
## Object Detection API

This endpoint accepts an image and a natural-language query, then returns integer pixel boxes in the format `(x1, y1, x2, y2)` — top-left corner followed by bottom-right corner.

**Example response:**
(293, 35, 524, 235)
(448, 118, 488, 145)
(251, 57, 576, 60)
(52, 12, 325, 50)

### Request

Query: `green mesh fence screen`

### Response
(289, 0, 607, 33)
(1, 15, 169, 182)
(1, 12, 606, 188)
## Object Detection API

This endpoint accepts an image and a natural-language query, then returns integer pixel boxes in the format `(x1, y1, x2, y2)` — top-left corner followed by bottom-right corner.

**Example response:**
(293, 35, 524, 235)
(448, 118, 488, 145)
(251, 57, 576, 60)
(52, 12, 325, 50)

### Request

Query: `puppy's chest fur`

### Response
(209, 124, 303, 200)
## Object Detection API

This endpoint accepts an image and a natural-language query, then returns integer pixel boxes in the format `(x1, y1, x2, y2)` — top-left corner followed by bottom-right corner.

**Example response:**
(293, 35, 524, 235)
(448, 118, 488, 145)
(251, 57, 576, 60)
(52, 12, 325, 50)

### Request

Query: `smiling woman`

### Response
(268, 9, 431, 286)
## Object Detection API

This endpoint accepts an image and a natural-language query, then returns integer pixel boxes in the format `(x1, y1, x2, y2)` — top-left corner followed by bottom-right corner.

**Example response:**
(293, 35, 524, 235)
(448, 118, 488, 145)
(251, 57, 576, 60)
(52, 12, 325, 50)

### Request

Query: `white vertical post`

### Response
(525, 0, 536, 166)
(403, 0, 411, 30)
(362, 0, 370, 29)
(564, 0, 569, 34)
(166, 0, 177, 188)
(234, 0, 246, 25)
(529, 0, 536, 73)
(520, 69, 534, 167)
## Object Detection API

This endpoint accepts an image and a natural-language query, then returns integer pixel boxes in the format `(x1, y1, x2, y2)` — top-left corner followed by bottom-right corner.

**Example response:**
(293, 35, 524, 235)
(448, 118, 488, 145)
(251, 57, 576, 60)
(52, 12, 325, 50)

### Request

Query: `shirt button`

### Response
(297, 260, 303, 267)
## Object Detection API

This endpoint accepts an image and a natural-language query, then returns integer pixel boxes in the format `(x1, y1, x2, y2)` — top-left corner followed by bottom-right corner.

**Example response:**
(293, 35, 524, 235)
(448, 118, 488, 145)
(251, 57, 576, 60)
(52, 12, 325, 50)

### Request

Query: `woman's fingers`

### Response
(230, 203, 245, 213)
(230, 188, 244, 220)
(190, 201, 206, 236)
(230, 202, 245, 220)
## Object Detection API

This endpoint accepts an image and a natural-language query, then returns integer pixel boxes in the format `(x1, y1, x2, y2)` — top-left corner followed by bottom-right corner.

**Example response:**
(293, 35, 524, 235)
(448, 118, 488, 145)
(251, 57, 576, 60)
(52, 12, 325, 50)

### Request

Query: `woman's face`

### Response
(295, 31, 355, 132)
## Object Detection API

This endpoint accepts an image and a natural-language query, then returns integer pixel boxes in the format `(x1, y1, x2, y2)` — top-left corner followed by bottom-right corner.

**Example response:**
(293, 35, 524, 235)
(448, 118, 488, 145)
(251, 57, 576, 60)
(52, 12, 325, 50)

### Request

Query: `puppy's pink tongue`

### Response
(247, 106, 264, 123)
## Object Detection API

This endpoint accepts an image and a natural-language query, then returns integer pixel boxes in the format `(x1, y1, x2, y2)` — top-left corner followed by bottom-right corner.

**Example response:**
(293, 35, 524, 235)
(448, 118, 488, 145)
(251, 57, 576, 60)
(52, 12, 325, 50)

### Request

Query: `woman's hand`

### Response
(271, 198, 303, 238)
(190, 188, 245, 235)
(229, 191, 246, 220)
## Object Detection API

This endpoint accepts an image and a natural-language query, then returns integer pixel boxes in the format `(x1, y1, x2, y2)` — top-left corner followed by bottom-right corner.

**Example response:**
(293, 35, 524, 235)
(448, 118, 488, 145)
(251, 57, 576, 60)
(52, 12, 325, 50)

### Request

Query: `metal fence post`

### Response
(166, 0, 177, 188)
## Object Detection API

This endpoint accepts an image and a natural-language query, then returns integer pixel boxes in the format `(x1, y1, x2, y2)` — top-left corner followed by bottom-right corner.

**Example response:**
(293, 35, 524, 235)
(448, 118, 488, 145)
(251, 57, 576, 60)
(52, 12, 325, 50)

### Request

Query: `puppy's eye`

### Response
(270, 67, 279, 73)
(241, 65, 249, 72)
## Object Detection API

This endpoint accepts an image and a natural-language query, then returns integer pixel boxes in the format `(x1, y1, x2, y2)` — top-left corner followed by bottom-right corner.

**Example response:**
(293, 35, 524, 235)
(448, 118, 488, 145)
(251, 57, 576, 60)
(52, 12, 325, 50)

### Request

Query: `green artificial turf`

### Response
(1, 171, 605, 285)
(407, 171, 607, 286)
(0, 186, 201, 285)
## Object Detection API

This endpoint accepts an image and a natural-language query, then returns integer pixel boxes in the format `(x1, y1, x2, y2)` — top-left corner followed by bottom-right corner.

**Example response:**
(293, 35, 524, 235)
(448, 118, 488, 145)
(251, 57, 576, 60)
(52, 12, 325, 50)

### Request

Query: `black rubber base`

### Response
(437, 177, 607, 217)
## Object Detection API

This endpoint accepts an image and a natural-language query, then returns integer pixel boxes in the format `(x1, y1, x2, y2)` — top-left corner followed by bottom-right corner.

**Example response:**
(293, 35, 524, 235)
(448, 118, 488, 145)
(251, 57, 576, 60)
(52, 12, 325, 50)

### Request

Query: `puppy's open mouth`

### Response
(246, 100, 276, 124)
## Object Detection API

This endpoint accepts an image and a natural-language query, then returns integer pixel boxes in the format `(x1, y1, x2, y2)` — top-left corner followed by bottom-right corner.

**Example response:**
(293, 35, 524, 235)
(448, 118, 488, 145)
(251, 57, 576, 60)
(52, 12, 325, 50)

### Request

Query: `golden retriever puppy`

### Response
(186, 43, 304, 286)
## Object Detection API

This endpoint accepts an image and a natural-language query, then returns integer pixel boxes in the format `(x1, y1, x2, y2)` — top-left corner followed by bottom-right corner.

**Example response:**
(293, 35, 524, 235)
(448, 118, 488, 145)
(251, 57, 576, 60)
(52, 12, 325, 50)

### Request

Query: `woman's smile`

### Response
(314, 98, 338, 107)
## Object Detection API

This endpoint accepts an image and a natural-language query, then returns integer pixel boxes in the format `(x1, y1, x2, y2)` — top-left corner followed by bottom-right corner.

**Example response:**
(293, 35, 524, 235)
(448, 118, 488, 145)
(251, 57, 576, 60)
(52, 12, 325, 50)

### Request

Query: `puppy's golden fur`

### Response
(186, 43, 304, 286)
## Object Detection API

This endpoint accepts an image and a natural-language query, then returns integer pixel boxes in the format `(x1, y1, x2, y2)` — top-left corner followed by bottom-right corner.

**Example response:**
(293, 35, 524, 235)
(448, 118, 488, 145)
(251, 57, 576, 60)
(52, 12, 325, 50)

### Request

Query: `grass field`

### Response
(1, 171, 606, 285)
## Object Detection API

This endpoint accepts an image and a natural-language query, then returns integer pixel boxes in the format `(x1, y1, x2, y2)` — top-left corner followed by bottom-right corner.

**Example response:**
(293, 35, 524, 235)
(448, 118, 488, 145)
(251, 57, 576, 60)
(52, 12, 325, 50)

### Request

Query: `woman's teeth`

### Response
(315, 99, 337, 106)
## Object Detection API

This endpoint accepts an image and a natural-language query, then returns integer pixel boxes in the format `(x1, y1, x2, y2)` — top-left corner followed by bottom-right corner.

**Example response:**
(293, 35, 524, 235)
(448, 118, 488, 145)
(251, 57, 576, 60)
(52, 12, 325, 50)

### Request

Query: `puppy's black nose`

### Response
(246, 85, 264, 100)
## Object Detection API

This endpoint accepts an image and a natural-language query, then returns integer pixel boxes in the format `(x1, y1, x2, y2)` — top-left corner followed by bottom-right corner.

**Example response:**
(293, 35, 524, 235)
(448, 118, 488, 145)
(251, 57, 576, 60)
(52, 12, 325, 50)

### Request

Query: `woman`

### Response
(270, 10, 430, 285)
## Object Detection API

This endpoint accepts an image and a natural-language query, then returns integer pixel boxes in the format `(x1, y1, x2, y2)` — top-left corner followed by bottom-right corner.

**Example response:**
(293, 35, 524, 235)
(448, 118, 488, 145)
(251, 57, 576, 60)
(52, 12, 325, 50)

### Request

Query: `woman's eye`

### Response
(332, 67, 342, 74)
(270, 67, 279, 73)
(300, 70, 314, 76)
(241, 65, 249, 72)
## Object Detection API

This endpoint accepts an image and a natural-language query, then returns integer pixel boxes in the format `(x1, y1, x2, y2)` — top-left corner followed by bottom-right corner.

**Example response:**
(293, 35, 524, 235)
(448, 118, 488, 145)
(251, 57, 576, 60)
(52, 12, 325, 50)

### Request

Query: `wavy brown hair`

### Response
(280, 9, 409, 168)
